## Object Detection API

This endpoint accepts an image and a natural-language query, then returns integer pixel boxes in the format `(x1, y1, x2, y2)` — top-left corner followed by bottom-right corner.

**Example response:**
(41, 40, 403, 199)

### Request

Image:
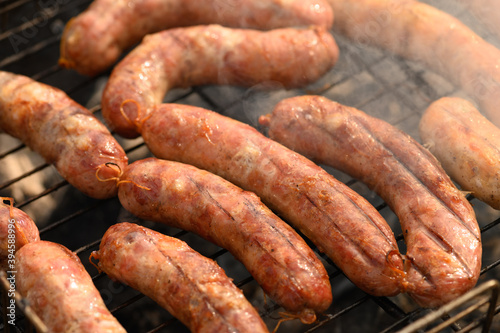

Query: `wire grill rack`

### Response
(1, 0, 500, 332)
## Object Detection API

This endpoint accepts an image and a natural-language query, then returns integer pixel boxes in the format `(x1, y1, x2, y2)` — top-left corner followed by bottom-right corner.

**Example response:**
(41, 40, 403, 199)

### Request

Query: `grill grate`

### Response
(1, 0, 500, 332)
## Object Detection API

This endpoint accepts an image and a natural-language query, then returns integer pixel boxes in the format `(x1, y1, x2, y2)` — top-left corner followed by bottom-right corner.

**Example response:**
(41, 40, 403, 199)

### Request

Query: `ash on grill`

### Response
(1, 0, 500, 332)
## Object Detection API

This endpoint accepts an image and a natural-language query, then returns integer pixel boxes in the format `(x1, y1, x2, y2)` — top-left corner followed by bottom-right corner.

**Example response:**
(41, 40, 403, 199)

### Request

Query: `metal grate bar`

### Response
(38, 200, 109, 235)
(306, 296, 371, 332)
(0, 33, 60, 68)
(0, 163, 51, 192)
(0, 0, 31, 16)
(0, 143, 24, 160)
(397, 280, 500, 333)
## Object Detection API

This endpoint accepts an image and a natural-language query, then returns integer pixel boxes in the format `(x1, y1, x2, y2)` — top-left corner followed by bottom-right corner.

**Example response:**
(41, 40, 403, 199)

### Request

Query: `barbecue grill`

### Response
(1, 0, 500, 332)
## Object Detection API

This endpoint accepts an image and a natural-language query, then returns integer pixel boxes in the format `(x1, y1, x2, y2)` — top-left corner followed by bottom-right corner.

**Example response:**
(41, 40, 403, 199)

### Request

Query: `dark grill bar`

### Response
(1, 0, 500, 332)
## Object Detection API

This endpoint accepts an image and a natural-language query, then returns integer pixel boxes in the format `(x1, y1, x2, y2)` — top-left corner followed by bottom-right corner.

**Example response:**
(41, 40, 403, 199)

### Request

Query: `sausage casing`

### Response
(117, 157, 332, 321)
(136, 103, 405, 297)
(259, 95, 481, 308)
(93, 222, 269, 333)
(420, 97, 500, 210)
(0, 71, 128, 199)
(0, 199, 39, 270)
(59, 0, 334, 76)
(102, 24, 339, 138)
(16, 241, 126, 332)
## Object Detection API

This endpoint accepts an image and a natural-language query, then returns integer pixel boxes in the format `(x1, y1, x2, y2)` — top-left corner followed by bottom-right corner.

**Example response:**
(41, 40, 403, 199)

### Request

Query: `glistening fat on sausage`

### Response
(92, 222, 270, 333)
(259, 95, 481, 308)
(59, 0, 334, 76)
(112, 157, 332, 322)
(420, 97, 500, 210)
(101, 24, 339, 138)
(0, 71, 128, 199)
(16, 241, 126, 333)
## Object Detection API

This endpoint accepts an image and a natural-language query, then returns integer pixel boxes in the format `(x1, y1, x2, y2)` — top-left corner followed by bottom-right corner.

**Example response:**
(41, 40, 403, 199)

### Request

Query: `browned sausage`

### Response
(0, 71, 128, 199)
(465, 0, 500, 37)
(92, 222, 269, 333)
(59, 0, 334, 76)
(328, 0, 500, 128)
(113, 157, 331, 322)
(108, 102, 405, 298)
(101, 24, 339, 138)
(0, 198, 39, 270)
(16, 241, 126, 332)
(259, 95, 481, 308)
(420, 97, 500, 210)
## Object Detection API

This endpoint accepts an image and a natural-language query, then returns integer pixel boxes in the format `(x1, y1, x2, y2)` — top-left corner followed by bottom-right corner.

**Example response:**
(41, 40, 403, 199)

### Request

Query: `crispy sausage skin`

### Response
(0, 198, 39, 270)
(420, 97, 500, 210)
(101, 24, 339, 138)
(93, 222, 269, 333)
(259, 95, 482, 308)
(0, 71, 128, 199)
(16, 241, 126, 333)
(328, 0, 500, 128)
(59, 0, 334, 76)
(116, 157, 331, 322)
(118, 103, 405, 297)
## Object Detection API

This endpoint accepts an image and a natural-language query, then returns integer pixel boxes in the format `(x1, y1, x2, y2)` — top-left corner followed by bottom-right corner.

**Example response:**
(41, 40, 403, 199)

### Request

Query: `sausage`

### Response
(101, 24, 339, 138)
(420, 97, 500, 210)
(92, 222, 269, 333)
(59, 0, 334, 76)
(114, 157, 331, 322)
(258, 95, 482, 308)
(327, 0, 500, 128)
(0, 198, 39, 270)
(16, 240, 126, 332)
(113, 102, 405, 297)
(465, 0, 500, 37)
(0, 71, 128, 199)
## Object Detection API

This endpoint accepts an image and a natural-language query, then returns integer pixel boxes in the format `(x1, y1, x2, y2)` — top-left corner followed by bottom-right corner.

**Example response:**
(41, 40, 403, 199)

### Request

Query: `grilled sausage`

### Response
(114, 157, 331, 322)
(0, 198, 39, 270)
(0, 71, 128, 199)
(92, 222, 269, 333)
(259, 95, 482, 308)
(466, 0, 500, 37)
(420, 97, 500, 210)
(101, 24, 339, 138)
(59, 0, 334, 76)
(16, 241, 126, 332)
(114, 103, 405, 297)
(328, 0, 500, 128)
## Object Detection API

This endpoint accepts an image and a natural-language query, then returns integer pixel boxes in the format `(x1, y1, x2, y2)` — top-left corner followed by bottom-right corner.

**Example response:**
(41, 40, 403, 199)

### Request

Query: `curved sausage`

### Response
(420, 97, 500, 210)
(92, 222, 269, 333)
(59, 0, 333, 75)
(328, 0, 500, 128)
(101, 24, 339, 138)
(16, 241, 126, 332)
(259, 95, 481, 308)
(466, 0, 500, 37)
(112, 103, 405, 298)
(0, 71, 128, 199)
(0, 198, 40, 270)
(59, 0, 334, 76)
(114, 157, 331, 322)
